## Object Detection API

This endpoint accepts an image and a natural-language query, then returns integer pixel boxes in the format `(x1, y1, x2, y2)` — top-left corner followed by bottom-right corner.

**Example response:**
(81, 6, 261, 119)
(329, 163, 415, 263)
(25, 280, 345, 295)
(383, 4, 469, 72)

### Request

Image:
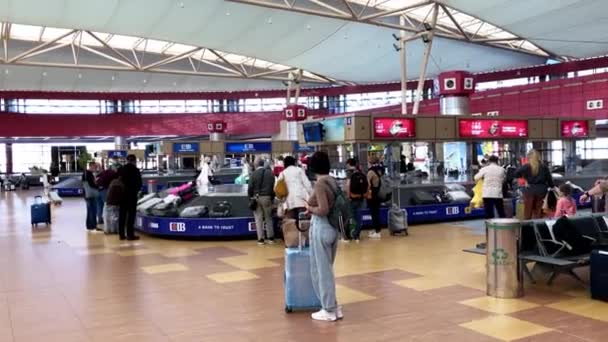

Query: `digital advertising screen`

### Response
(322, 118, 345, 142)
(107, 150, 127, 158)
(373, 118, 416, 139)
(459, 119, 528, 139)
(561, 120, 589, 138)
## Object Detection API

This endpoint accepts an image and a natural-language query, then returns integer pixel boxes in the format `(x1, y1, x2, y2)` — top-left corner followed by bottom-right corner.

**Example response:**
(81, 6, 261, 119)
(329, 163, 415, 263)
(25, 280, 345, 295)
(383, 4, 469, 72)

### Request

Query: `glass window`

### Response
(158, 100, 186, 113)
(244, 98, 262, 112)
(261, 98, 286, 111)
(140, 100, 160, 113)
(185, 100, 209, 113)
(24, 99, 101, 114)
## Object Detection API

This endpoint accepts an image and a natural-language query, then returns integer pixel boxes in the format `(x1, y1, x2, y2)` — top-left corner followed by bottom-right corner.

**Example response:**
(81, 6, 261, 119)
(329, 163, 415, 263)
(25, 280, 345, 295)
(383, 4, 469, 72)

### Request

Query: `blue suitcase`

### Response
(31, 196, 51, 227)
(591, 249, 608, 302)
(284, 247, 322, 313)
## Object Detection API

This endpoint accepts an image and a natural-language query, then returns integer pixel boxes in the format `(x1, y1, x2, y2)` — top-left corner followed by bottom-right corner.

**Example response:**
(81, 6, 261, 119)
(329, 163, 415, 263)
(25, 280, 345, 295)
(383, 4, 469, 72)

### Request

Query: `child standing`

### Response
(554, 183, 577, 218)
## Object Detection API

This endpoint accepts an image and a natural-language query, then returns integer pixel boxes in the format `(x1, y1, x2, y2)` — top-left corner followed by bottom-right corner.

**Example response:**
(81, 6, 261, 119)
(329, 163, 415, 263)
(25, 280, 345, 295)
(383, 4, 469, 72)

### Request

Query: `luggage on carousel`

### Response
(48, 191, 63, 205)
(149, 202, 179, 217)
(387, 204, 408, 236)
(31, 196, 51, 227)
(209, 201, 232, 218)
(179, 205, 209, 218)
(411, 191, 439, 205)
(591, 249, 608, 302)
(137, 193, 157, 205)
(103, 205, 119, 234)
(447, 190, 471, 203)
(137, 197, 163, 213)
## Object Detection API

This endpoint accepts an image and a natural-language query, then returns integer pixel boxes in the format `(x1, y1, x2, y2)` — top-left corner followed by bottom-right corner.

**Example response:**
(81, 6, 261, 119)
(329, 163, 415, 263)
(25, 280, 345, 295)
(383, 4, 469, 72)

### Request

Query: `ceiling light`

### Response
(267, 17, 272, 24)
(423, 22, 433, 31)
(111, 75, 115, 81)
(392, 33, 399, 41)
(143, 79, 147, 84)
(225, 10, 230, 16)
(4, 69, 8, 75)
(42, 71, 47, 77)
(306, 24, 311, 30)
(392, 43, 401, 52)
(173, 82, 177, 87)
(78, 73, 82, 79)
(178, 1, 184, 8)
(421, 33, 430, 43)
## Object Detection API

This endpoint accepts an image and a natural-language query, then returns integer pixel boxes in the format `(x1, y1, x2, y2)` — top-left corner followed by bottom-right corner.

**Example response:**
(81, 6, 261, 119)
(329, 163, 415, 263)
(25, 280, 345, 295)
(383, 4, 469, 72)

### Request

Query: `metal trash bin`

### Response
(147, 179, 158, 194)
(486, 218, 523, 298)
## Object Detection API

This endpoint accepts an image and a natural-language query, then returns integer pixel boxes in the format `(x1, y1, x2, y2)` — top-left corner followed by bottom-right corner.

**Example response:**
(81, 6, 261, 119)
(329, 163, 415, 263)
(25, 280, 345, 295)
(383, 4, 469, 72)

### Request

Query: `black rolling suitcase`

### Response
(591, 249, 608, 302)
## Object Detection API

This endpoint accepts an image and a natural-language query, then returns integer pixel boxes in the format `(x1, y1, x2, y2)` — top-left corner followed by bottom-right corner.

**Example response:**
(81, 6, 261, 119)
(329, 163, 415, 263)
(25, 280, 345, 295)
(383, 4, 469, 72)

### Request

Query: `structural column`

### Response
(114, 136, 128, 151)
(5, 143, 13, 174)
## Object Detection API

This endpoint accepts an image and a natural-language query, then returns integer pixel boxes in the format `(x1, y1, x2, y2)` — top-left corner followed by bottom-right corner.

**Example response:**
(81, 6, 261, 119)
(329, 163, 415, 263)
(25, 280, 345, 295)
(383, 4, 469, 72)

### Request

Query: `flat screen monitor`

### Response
(303, 122, 324, 143)
(459, 119, 528, 138)
(373, 118, 415, 139)
(561, 120, 589, 138)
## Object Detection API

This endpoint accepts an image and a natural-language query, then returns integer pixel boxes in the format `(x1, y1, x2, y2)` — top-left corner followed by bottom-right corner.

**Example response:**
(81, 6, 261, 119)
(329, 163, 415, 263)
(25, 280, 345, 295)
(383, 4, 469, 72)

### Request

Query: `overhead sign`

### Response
(561, 120, 589, 138)
(172, 143, 199, 154)
(459, 119, 528, 139)
(293, 142, 316, 153)
(225, 142, 272, 153)
(107, 150, 127, 159)
(373, 118, 416, 139)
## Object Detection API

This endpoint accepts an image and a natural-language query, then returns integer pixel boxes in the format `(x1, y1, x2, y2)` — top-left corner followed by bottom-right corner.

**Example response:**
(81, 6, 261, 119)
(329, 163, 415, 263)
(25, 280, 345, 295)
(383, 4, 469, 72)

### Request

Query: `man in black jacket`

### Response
(248, 158, 275, 245)
(118, 155, 142, 240)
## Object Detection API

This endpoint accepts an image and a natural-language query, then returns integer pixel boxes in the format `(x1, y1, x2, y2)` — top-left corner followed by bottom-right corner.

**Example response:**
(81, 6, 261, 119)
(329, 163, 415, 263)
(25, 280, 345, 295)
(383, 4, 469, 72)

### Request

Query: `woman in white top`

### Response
(474, 155, 506, 218)
(196, 157, 212, 195)
(278, 156, 313, 222)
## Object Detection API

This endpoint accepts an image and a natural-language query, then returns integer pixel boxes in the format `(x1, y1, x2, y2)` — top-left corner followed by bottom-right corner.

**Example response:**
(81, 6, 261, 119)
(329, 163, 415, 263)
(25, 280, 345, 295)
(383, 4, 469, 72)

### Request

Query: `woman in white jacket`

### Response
(279, 156, 313, 222)
(474, 155, 506, 218)
(196, 156, 212, 195)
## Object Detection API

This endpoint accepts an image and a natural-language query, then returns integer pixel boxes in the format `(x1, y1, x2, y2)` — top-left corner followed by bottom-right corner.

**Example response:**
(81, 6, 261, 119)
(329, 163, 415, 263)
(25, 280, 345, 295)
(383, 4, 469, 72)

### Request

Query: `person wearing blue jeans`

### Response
(349, 199, 363, 240)
(305, 151, 343, 322)
(97, 190, 106, 224)
(85, 197, 97, 230)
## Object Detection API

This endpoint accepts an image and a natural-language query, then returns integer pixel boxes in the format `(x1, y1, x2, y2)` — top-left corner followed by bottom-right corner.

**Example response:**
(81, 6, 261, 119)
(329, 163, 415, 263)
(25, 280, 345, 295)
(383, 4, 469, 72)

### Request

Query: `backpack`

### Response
(326, 178, 352, 233)
(371, 169, 392, 202)
(349, 171, 368, 199)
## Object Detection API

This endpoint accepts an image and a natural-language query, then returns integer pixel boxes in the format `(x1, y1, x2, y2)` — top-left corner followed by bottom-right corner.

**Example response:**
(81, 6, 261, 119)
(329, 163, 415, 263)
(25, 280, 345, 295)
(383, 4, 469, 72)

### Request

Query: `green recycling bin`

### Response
(486, 218, 523, 298)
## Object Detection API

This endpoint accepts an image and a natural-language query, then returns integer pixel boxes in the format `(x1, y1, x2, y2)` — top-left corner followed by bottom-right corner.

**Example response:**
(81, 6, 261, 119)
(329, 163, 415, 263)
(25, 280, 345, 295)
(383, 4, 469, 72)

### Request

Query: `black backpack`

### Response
(349, 171, 368, 199)
(209, 201, 232, 218)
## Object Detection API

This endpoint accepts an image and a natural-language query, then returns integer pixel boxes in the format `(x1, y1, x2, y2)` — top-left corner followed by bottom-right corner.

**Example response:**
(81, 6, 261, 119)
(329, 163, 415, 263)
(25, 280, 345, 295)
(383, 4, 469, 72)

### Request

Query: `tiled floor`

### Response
(1, 190, 607, 341)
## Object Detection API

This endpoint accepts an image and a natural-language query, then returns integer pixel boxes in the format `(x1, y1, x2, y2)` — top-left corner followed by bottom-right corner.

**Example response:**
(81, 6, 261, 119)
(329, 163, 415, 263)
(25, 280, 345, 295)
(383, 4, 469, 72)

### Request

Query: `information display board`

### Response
(373, 118, 416, 139)
(561, 120, 589, 138)
(225, 142, 272, 153)
(323, 118, 345, 142)
(172, 143, 199, 154)
(459, 119, 528, 138)
(107, 150, 127, 158)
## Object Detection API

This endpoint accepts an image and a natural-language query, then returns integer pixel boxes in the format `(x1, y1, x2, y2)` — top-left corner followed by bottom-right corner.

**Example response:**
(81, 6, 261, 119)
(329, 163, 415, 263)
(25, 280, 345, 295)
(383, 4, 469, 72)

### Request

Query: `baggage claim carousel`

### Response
(53, 171, 597, 239)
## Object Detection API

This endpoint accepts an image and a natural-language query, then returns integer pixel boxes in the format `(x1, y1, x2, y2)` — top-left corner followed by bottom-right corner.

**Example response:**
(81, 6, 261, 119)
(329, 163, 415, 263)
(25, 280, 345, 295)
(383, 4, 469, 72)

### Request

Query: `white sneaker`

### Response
(367, 231, 374, 237)
(266, 239, 275, 245)
(369, 232, 382, 239)
(340, 238, 350, 243)
(336, 306, 344, 320)
(311, 309, 337, 322)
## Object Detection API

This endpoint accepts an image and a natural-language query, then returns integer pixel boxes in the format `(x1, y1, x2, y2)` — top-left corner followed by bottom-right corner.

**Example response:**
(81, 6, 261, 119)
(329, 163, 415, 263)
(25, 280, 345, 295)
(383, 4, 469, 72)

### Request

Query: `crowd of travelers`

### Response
(82, 154, 142, 240)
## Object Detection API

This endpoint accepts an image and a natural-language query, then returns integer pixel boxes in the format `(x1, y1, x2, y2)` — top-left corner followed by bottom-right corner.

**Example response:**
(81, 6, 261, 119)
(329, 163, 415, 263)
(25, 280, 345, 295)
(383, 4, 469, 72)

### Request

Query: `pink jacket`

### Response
(554, 197, 577, 218)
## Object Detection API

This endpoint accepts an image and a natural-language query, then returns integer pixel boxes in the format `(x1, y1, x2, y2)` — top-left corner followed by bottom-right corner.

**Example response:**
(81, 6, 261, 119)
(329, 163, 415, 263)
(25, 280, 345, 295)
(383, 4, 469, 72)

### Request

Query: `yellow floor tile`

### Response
(77, 248, 114, 256)
(207, 270, 260, 284)
(336, 284, 376, 305)
(548, 297, 608, 322)
(218, 255, 280, 270)
(141, 263, 189, 275)
(392, 276, 454, 291)
(116, 249, 159, 257)
(460, 315, 552, 341)
(159, 249, 199, 258)
(459, 296, 539, 314)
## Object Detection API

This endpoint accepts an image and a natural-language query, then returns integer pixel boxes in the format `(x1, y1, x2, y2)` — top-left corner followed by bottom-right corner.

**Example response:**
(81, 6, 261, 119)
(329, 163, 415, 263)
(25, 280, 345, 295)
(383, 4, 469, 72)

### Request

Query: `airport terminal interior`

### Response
(1, 0, 608, 341)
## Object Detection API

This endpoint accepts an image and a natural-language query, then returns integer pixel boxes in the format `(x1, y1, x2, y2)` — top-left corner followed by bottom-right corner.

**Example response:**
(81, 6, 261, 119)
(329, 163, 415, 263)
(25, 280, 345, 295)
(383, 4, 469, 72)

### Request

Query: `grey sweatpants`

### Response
(254, 195, 274, 240)
(310, 215, 338, 311)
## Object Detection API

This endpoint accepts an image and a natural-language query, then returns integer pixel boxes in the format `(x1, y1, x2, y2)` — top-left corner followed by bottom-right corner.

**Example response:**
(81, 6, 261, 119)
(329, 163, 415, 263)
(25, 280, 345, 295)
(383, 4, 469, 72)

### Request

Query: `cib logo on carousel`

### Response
(169, 222, 187, 232)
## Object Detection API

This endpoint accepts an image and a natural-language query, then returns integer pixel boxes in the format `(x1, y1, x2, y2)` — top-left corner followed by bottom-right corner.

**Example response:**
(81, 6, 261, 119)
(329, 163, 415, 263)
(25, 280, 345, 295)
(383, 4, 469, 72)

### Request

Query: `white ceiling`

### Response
(0, 0, 604, 91)
(444, 0, 608, 59)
